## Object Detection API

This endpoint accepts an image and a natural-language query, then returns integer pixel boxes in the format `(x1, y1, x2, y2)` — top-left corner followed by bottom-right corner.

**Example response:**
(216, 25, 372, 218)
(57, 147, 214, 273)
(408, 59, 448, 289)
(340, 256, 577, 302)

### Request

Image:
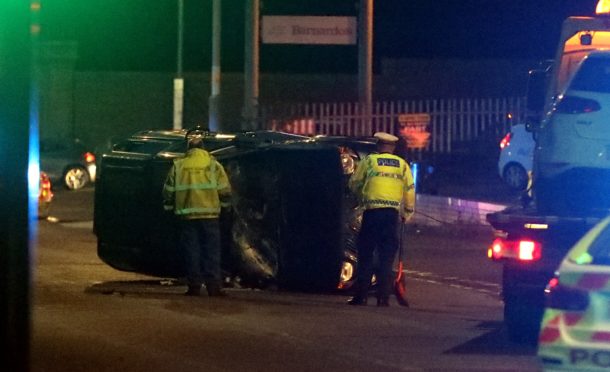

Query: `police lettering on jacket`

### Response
(348, 153, 415, 220)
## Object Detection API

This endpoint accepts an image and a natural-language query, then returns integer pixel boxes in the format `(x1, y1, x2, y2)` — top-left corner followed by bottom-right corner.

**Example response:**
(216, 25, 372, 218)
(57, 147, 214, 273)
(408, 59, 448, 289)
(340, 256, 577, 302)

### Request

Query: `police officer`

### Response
(163, 137, 232, 296)
(347, 132, 415, 306)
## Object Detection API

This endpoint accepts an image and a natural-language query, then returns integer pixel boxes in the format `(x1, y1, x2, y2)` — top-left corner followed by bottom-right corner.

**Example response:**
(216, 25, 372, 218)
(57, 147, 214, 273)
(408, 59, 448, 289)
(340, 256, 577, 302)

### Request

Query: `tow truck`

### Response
(487, 0, 610, 343)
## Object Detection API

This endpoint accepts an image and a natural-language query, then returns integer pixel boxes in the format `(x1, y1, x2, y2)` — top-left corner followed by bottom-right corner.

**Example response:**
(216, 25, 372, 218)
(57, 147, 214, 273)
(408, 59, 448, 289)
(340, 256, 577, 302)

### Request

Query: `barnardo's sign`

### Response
(262, 16, 357, 45)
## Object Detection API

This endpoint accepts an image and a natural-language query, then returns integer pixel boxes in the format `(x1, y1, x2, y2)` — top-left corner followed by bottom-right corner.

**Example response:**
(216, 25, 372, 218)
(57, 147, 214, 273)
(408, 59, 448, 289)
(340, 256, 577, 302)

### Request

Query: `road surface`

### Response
(30, 187, 540, 371)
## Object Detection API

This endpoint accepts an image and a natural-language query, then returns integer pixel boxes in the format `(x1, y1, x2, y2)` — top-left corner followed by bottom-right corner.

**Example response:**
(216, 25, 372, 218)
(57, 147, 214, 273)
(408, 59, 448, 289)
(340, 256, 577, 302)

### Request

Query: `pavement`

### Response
(417, 153, 522, 206)
(399, 152, 520, 231)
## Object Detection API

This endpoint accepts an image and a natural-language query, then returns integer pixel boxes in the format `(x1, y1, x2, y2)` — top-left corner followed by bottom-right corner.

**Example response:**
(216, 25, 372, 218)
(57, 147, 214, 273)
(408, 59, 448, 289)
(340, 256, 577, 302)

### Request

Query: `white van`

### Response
(534, 51, 610, 214)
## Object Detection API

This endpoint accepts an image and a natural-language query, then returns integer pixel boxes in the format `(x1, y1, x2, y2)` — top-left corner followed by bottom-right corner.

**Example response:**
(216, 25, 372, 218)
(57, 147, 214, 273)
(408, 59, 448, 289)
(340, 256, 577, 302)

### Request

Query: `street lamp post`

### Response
(208, 0, 222, 131)
(358, 0, 373, 135)
(173, 0, 184, 130)
(243, 0, 260, 131)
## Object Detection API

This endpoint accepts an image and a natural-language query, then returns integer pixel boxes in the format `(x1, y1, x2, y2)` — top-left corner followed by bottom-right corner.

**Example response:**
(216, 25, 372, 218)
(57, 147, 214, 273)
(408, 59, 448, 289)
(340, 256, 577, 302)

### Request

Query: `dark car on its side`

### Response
(94, 129, 375, 292)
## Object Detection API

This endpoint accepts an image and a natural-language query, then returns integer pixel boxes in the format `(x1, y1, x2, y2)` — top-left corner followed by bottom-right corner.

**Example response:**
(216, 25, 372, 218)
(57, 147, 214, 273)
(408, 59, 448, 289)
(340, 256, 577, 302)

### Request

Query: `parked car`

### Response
(498, 124, 534, 190)
(95, 129, 375, 292)
(538, 215, 610, 371)
(40, 138, 96, 190)
(38, 171, 53, 219)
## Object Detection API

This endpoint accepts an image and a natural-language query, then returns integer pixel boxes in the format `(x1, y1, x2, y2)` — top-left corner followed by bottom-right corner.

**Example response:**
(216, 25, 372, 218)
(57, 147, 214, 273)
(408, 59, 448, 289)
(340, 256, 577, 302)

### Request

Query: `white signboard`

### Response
(262, 16, 357, 45)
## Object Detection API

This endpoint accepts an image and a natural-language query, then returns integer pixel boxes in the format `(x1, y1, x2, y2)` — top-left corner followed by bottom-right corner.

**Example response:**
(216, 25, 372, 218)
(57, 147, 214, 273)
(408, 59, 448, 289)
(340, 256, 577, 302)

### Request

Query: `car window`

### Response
(161, 138, 235, 154)
(569, 56, 610, 93)
(202, 139, 234, 151)
(583, 224, 610, 265)
(113, 140, 174, 155)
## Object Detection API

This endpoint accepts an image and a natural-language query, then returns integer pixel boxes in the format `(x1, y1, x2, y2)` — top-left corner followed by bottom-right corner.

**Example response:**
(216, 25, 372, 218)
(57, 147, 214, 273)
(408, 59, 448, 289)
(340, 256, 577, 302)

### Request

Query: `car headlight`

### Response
(339, 147, 358, 174)
(339, 261, 354, 283)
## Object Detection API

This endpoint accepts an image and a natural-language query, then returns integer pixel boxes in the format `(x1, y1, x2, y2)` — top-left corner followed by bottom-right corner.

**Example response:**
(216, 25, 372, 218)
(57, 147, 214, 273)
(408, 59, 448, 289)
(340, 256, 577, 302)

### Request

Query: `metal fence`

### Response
(262, 97, 527, 154)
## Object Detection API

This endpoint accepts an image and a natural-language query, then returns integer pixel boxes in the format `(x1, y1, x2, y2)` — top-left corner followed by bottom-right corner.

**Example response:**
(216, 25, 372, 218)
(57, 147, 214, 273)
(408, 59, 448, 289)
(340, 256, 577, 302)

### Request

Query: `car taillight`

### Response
(555, 95, 601, 114)
(487, 237, 542, 261)
(84, 152, 96, 163)
(499, 132, 512, 149)
(545, 276, 589, 311)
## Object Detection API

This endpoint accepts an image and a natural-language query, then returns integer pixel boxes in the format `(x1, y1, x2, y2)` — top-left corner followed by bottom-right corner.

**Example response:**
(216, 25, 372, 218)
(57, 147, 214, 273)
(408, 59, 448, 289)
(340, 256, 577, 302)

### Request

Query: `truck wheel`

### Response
(503, 298, 542, 345)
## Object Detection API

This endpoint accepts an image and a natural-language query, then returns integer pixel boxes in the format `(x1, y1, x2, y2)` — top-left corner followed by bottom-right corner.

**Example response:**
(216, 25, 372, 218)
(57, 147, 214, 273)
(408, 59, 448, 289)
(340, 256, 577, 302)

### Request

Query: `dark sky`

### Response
(40, 0, 600, 73)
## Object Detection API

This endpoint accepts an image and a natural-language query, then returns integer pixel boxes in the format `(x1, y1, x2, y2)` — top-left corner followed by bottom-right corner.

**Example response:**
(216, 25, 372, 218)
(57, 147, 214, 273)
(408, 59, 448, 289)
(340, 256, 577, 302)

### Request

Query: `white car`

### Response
(538, 215, 610, 371)
(534, 51, 610, 214)
(498, 124, 534, 190)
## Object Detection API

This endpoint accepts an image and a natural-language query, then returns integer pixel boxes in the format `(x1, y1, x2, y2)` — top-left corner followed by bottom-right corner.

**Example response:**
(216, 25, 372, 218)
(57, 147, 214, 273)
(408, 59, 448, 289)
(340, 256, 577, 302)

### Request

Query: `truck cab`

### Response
(528, 7, 610, 215)
(487, 1, 610, 344)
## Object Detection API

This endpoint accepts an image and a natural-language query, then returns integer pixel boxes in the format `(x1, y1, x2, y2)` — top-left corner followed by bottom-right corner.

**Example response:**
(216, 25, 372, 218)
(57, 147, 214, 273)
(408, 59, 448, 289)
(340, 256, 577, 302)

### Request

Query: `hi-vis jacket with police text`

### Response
(162, 148, 231, 219)
(348, 152, 415, 220)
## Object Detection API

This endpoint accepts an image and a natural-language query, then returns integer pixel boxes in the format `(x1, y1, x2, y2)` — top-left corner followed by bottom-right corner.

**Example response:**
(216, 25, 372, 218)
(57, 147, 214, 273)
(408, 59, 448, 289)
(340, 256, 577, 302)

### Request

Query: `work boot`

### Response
(184, 285, 201, 296)
(377, 297, 390, 307)
(347, 295, 368, 306)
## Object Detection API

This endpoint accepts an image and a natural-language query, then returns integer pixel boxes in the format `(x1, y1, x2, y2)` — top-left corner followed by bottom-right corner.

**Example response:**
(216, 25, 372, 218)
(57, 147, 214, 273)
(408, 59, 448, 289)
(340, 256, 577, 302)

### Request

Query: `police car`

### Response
(538, 215, 610, 371)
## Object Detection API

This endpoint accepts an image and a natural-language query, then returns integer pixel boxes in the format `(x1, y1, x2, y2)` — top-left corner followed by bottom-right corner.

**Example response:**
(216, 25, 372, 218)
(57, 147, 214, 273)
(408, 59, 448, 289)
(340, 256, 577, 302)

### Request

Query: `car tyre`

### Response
(63, 166, 90, 190)
(503, 163, 528, 190)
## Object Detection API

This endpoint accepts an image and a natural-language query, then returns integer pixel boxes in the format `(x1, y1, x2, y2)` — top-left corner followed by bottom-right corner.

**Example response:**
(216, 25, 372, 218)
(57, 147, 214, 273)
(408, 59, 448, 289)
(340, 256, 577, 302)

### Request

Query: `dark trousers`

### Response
(354, 208, 399, 300)
(179, 218, 221, 289)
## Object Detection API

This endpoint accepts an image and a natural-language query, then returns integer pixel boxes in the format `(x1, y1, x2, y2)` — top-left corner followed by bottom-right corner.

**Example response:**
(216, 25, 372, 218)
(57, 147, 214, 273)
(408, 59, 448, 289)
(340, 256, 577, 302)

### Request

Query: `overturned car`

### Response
(94, 129, 376, 292)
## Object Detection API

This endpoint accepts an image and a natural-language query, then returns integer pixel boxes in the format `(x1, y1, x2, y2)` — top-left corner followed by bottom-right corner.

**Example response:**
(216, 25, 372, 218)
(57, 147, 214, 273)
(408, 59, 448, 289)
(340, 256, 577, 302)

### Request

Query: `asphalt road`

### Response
(29, 186, 541, 371)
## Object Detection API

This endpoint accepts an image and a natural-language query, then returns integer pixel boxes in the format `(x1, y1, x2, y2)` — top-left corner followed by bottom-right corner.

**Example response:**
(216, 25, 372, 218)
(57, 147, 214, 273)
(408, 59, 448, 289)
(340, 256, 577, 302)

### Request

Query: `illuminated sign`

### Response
(261, 16, 357, 45)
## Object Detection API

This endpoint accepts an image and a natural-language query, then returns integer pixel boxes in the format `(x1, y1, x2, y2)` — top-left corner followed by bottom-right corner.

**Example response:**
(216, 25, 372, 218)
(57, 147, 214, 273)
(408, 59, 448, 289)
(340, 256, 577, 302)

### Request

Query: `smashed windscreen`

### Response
(113, 139, 175, 155)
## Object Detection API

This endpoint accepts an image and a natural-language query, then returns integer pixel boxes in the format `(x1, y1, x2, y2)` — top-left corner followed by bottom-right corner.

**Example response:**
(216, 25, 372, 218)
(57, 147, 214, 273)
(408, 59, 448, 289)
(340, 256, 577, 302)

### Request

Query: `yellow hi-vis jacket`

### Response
(162, 148, 231, 219)
(348, 152, 415, 221)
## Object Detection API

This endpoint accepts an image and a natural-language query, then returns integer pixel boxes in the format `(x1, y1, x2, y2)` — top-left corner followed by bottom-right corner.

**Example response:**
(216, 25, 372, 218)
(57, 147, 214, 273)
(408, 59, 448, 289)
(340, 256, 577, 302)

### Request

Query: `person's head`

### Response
(188, 137, 204, 150)
(374, 132, 399, 153)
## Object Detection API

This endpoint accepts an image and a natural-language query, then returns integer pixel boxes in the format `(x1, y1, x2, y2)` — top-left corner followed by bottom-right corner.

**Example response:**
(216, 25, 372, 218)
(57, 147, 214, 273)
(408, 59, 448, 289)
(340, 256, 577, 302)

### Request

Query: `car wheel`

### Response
(63, 166, 90, 190)
(503, 163, 528, 190)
